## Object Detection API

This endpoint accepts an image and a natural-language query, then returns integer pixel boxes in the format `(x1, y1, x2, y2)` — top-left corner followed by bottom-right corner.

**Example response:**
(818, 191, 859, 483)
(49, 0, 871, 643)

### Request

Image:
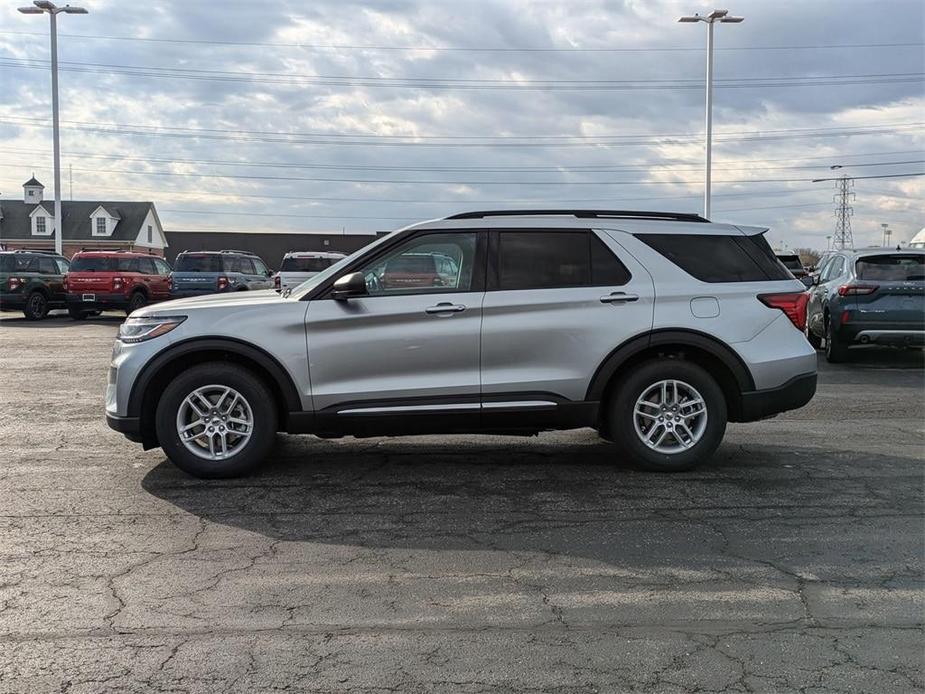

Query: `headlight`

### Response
(119, 315, 186, 343)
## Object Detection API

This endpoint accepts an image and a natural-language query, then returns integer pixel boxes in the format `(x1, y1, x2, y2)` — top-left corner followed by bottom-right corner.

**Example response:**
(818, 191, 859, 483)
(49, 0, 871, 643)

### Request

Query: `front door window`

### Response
(358, 232, 477, 295)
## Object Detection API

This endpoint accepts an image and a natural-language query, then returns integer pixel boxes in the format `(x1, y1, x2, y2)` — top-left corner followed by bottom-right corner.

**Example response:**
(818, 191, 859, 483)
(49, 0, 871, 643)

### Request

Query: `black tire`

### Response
(806, 323, 822, 350)
(825, 318, 850, 363)
(68, 307, 88, 320)
(126, 291, 147, 316)
(605, 359, 727, 472)
(23, 291, 49, 320)
(155, 362, 277, 478)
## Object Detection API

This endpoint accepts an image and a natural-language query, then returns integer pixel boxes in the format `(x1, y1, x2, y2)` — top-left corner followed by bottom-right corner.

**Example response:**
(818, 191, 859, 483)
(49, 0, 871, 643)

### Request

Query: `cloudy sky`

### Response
(1, 0, 922, 249)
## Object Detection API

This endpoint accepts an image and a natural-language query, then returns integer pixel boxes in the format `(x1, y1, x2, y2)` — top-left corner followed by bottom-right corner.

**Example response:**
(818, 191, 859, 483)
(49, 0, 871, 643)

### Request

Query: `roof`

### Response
(0, 200, 155, 241)
(910, 227, 925, 246)
(23, 176, 43, 188)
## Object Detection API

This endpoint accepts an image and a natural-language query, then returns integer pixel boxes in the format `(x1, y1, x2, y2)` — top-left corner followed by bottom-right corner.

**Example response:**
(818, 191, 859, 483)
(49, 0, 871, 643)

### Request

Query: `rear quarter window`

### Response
(637, 233, 793, 283)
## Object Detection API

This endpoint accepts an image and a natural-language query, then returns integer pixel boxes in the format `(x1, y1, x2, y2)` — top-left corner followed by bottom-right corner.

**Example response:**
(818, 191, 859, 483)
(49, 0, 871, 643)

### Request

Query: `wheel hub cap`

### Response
(633, 379, 708, 454)
(176, 384, 253, 461)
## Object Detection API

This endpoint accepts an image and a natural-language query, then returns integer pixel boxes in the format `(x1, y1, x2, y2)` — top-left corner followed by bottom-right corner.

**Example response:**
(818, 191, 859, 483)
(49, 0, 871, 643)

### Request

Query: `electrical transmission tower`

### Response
(832, 175, 855, 249)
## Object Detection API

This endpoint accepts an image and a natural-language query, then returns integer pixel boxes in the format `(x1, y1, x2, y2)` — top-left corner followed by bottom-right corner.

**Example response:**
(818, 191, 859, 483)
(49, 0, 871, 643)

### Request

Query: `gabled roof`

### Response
(0, 200, 157, 241)
(23, 176, 44, 188)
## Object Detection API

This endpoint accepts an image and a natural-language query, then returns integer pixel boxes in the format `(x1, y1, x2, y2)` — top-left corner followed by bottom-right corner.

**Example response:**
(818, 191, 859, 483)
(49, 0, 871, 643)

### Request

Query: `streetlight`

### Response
(678, 9, 744, 219)
(18, 1, 88, 256)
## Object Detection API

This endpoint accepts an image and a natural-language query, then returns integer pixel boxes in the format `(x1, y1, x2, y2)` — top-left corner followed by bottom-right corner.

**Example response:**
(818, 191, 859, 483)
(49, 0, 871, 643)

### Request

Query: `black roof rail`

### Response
(445, 209, 709, 223)
(220, 249, 258, 255)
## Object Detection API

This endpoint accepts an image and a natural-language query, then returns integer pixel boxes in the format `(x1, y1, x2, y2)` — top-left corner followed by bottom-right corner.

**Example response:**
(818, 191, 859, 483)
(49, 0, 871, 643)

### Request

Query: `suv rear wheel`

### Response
(127, 291, 147, 316)
(824, 317, 850, 363)
(606, 359, 727, 472)
(23, 291, 49, 320)
(155, 363, 277, 478)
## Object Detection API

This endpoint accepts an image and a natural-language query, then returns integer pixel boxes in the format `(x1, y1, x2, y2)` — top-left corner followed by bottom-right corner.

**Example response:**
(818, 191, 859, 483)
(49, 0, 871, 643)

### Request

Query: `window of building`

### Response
(35, 216, 46, 234)
(147, 225, 153, 244)
(95, 217, 107, 235)
(28, 190, 34, 197)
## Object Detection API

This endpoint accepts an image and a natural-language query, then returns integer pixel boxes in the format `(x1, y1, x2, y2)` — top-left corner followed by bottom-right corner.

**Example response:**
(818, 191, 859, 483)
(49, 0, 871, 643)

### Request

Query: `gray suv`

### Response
(106, 210, 817, 478)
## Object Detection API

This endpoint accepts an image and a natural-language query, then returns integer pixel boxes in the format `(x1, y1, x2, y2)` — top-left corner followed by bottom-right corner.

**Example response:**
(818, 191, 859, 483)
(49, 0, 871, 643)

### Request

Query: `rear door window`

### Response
(137, 257, 157, 275)
(37, 257, 58, 274)
(637, 233, 793, 282)
(227, 256, 256, 274)
(856, 254, 924, 281)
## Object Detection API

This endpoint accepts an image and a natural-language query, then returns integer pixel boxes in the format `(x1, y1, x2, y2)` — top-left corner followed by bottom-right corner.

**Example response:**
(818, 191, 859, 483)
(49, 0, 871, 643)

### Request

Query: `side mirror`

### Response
(331, 272, 368, 300)
(800, 275, 814, 288)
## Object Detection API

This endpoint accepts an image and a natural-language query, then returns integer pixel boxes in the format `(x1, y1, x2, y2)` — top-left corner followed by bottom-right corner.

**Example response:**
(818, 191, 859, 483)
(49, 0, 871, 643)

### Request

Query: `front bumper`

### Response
(67, 292, 129, 311)
(106, 412, 142, 442)
(737, 372, 817, 422)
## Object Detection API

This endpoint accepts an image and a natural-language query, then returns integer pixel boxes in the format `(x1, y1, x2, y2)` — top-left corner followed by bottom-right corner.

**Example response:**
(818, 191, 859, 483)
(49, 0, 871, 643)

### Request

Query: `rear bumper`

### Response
(67, 293, 129, 311)
(850, 329, 925, 346)
(737, 372, 817, 422)
(0, 292, 26, 310)
(170, 288, 220, 298)
(106, 412, 143, 442)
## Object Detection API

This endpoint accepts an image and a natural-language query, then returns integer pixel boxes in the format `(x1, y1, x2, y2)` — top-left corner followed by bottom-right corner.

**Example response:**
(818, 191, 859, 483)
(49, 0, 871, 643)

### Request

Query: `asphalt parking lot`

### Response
(0, 312, 922, 693)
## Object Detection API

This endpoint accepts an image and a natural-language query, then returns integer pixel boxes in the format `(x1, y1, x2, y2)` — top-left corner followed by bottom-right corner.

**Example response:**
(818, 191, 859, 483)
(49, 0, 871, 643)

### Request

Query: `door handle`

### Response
(425, 302, 466, 314)
(600, 292, 639, 304)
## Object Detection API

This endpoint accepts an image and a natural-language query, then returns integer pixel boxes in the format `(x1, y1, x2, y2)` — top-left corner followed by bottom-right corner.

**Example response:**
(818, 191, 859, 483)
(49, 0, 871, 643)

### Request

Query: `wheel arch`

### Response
(128, 337, 303, 448)
(587, 329, 755, 426)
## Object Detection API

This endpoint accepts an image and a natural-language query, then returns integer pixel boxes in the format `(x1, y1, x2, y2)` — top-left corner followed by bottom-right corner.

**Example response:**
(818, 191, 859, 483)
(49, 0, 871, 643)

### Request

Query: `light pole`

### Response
(678, 9, 743, 220)
(18, 1, 87, 256)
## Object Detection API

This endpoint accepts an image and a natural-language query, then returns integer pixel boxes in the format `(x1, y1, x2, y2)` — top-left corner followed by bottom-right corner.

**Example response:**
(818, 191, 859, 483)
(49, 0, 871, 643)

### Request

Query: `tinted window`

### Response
(69, 256, 138, 272)
(282, 256, 334, 272)
(137, 258, 157, 275)
(252, 258, 270, 276)
(777, 255, 803, 271)
(638, 233, 792, 283)
(55, 259, 70, 274)
(38, 257, 58, 274)
(856, 254, 924, 281)
(0, 255, 12, 272)
(499, 231, 589, 290)
(360, 232, 477, 294)
(497, 231, 630, 290)
(227, 256, 255, 274)
(175, 254, 222, 272)
(591, 234, 631, 286)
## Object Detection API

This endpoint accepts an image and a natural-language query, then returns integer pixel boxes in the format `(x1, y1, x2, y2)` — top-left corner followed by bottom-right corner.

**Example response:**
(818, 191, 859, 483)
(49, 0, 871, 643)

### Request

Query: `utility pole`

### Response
(68, 163, 73, 200)
(678, 9, 744, 219)
(18, 1, 88, 255)
(880, 223, 891, 247)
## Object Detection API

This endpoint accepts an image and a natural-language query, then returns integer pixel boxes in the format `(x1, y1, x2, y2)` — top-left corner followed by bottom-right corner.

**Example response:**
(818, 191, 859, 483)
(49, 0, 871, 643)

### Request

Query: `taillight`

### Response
(112, 276, 124, 291)
(274, 274, 281, 290)
(758, 291, 808, 332)
(217, 276, 229, 291)
(838, 283, 878, 297)
(8, 277, 22, 291)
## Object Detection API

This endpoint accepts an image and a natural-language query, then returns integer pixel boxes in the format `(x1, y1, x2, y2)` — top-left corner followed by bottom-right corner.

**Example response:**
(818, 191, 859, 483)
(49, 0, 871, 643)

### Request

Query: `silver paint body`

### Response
(107, 216, 816, 420)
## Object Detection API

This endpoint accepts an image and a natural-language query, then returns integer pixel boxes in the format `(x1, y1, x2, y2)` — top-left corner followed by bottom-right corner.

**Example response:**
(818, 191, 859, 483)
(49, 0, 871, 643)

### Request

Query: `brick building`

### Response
(0, 177, 168, 257)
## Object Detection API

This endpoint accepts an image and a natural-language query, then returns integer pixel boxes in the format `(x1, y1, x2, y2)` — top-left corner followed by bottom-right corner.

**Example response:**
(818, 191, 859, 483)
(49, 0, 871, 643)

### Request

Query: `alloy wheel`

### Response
(176, 384, 254, 461)
(632, 379, 708, 454)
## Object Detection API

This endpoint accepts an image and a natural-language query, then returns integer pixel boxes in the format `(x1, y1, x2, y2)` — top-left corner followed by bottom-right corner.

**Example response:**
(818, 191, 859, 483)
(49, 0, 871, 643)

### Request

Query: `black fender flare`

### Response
(585, 328, 755, 402)
(126, 337, 303, 417)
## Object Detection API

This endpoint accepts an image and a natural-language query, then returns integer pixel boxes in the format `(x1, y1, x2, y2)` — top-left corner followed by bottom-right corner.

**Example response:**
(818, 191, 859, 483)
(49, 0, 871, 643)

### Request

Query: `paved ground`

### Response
(0, 312, 922, 693)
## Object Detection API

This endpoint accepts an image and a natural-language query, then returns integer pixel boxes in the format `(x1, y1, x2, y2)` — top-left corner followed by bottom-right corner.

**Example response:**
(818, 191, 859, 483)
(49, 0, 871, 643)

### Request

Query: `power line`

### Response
(4, 146, 921, 174)
(3, 117, 920, 148)
(2, 58, 922, 91)
(2, 30, 922, 52)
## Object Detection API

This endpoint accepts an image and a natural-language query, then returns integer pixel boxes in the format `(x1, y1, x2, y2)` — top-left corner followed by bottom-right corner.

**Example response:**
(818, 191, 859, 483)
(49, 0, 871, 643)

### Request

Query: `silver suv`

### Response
(106, 210, 817, 478)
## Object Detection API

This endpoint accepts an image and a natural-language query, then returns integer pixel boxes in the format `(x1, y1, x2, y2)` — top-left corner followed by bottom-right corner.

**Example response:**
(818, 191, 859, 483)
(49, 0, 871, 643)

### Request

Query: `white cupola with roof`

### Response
(23, 175, 44, 203)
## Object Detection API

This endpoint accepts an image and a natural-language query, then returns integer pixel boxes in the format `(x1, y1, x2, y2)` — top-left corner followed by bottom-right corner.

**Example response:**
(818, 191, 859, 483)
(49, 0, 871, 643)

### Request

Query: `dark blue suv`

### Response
(169, 250, 274, 298)
(806, 248, 924, 362)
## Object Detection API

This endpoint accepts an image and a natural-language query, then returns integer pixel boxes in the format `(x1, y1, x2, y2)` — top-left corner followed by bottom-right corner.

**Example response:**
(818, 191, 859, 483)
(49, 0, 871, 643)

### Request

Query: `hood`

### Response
(136, 289, 286, 317)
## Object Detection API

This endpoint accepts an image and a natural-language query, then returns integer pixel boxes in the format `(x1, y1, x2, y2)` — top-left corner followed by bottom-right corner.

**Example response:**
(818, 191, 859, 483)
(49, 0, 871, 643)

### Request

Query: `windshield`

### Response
(175, 254, 224, 272)
(856, 254, 925, 281)
(281, 256, 339, 272)
(289, 232, 396, 298)
(70, 256, 137, 272)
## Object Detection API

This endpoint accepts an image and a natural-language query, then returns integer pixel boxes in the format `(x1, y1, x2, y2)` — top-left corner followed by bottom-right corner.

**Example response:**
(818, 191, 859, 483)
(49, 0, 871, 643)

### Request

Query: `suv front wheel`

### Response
(606, 359, 727, 472)
(155, 363, 277, 478)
